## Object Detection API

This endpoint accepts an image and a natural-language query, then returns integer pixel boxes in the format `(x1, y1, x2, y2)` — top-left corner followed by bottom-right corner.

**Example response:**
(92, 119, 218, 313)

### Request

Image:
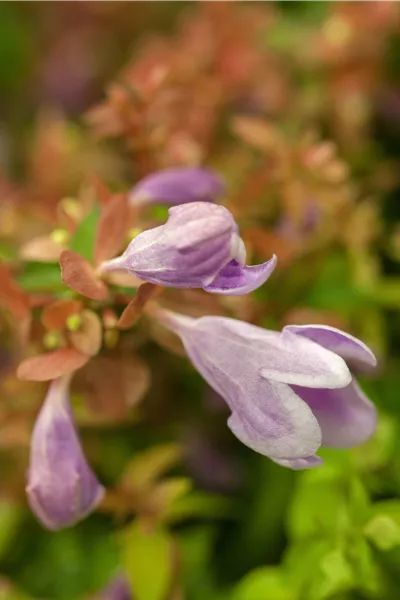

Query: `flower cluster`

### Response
(18, 167, 378, 531)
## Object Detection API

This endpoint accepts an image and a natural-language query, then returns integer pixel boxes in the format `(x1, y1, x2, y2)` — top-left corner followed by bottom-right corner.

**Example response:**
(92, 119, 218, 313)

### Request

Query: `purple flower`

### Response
(155, 311, 377, 469)
(26, 376, 104, 530)
(100, 575, 132, 600)
(129, 167, 225, 206)
(100, 202, 276, 295)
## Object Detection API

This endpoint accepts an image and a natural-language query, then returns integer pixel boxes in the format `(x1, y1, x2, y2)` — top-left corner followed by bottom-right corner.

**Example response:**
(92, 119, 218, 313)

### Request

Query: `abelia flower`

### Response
(155, 311, 377, 469)
(100, 575, 132, 600)
(26, 376, 104, 530)
(129, 167, 225, 206)
(100, 202, 276, 295)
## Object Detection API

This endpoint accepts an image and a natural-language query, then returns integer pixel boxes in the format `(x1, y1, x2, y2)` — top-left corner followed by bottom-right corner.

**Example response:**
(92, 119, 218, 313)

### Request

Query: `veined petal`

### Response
(292, 378, 377, 448)
(226, 380, 322, 459)
(204, 256, 277, 296)
(157, 313, 351, 391)
(129, 167, 225, 206)
(158, 314, 323, 459)
(271, 455, 323, 470)
(283, 324, 377, 373)
(100, 204, 236, 288)
(27, 377, 104, 530)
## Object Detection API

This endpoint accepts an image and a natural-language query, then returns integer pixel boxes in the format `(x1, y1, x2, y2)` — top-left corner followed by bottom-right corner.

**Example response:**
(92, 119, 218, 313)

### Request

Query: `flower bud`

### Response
(26, 376, 104, 530)
(129, 167, 225, 206)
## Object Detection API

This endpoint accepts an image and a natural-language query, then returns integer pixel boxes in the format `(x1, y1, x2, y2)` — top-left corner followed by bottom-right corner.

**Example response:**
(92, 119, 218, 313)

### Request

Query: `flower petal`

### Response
(101, 204, 236, 288)
(283, 325, 377, 373)
(203, 256, 277, 295)
(157, 312, 323, 459)
(157, 312, 351, 391)
(129, 167, 225, 206)
(226, 380, 321, 459)
(292, 378, 377, 448)
(271, 455, 323, 470)
(27, 377, 104, 530)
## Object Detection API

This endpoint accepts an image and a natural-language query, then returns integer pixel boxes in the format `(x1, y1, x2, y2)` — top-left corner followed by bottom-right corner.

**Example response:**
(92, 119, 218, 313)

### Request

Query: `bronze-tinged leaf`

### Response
(243, 228, 298, 266)
(89, 175, 112, 206)
(94, 193, 130, 266)
(0, 261, 30, 320)
(118, 283, 162, 329)
(17, 347, 89, 381)
(41, 299, 82, 330)
(60, 250, 109, 301)
(69, 310, 102, 357)
(20, 235, 64, 262)
(231, 116, 283, 152)
(121, 444, 182, 492)
(75, 354, 150, 421)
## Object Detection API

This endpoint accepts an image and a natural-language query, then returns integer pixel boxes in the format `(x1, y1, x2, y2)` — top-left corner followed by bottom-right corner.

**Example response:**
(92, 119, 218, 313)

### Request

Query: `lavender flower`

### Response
(129, 167, 225, 206)
(155, 311, 377, 469)
(100, 574, 132, 600)
(101, 202, 276, 295)
(26, 376, 104, 530)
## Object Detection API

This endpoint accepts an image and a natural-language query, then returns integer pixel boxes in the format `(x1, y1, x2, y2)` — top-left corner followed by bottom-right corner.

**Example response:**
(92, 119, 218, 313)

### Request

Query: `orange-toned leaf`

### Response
(0, 261, 30, 320)
(90, 175, 112, 206)
(17, 347, 89, 381)
(118, 283, 162, 329)
(94, 193, 130, 265)
(243, 228, 298, 266)
(69, 310, 102, 356)
(42, 299, 82, 330)
(75, 354, 150, 421)
(60, 250, 109, 301)
(231, 116, 283, 152)
(20, 235, 64, 262)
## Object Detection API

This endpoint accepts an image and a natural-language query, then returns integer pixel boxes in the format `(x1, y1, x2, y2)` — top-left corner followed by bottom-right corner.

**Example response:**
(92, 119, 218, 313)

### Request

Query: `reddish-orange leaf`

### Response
(231, 116, 283, 152)
(118, 283, 162, 329)
(0, 261, 30, 320)
(60, 250, 109, 301)
(17, 347, 89, 381)
(94, 193, 130, 266)
(90, 175, 112, 206)
(41, 299, 82, 330)
(75, 354, 150, 421)
(69, 310, 102, 356)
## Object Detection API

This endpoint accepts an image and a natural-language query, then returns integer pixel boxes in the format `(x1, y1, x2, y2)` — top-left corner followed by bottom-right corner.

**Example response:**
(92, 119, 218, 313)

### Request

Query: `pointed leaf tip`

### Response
(60, 250, 109, 301)
(94, 193, 130, 266)
(17, 347, 89, 381)
(118, 283, 162, 329)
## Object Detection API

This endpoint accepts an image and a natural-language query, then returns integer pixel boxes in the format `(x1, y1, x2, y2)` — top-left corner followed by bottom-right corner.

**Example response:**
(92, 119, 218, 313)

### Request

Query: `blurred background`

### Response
(1, 1, 400, 599)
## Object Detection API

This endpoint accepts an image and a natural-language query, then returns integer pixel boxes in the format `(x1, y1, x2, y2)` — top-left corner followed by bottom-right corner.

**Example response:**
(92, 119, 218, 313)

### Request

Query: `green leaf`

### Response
(317, 549, 354, 598)
(164, 491, 236, 524)
(122, 443, 182, 491)
(232, 567, 292, 600)
(69, 207, 100, 262)
(306, 253, 371, 313)
(286, 474, 347, 540)
(348, 477, 371, 527)
(122, 521, 173, 600)
(369, 279, 400, 308)
(364, 510, 400, 551)
(0, 501, 22, 559)
(283, 538, 332, 592)
(17, 262, 64, 292)
(178, 526, 220, 600)
(348, 536, 380, 595)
